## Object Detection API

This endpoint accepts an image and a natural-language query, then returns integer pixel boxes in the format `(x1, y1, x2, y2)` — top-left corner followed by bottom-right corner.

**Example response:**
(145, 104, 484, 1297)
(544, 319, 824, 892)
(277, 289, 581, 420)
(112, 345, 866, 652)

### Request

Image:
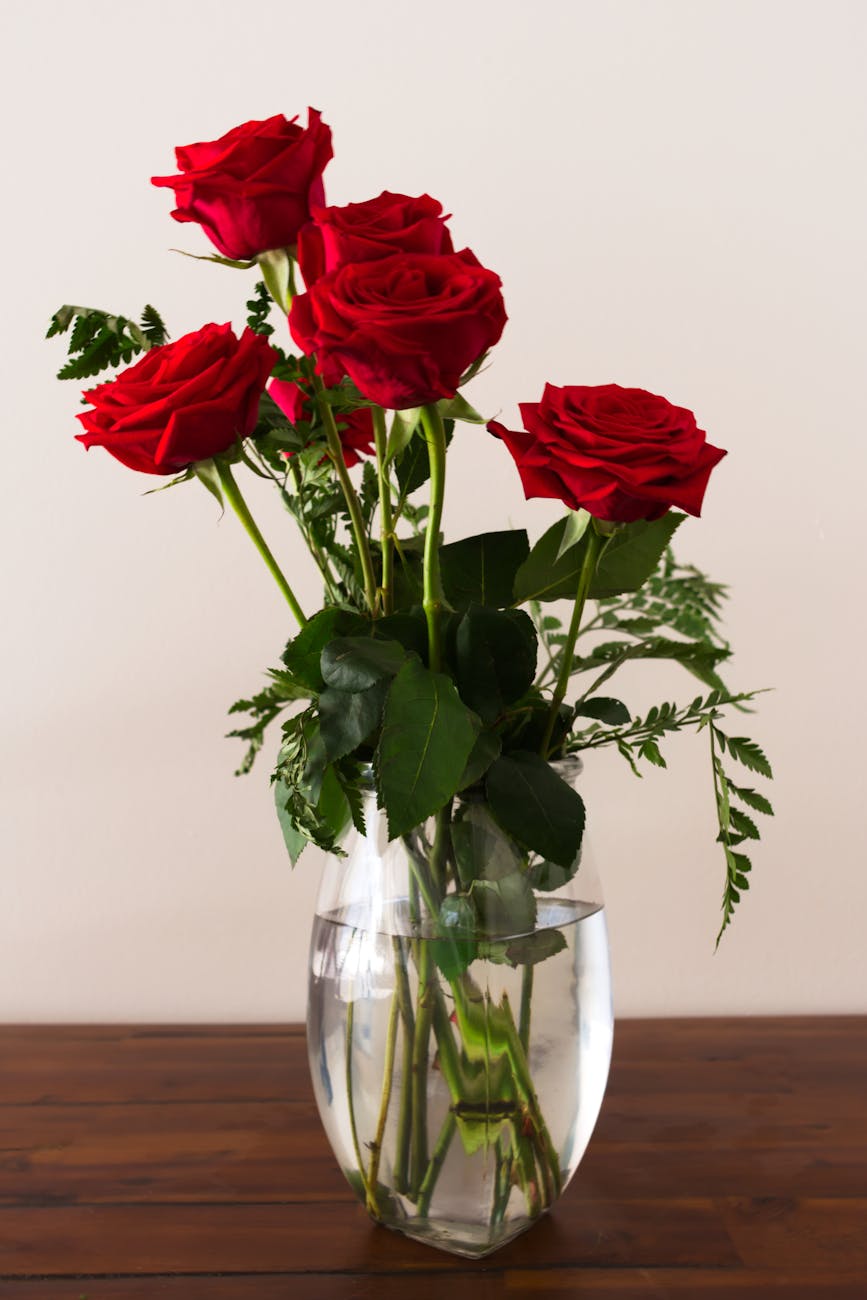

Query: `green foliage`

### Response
(710, 718, 774, 944)
(590, 513, 685, 597)
(272, 708, 352, 864)
(377, 658, 479, 838)
(282, 609, 365, 692)
(47, 304, 169, 380)
(319, 681, 387, 762)
(573, 697, 631, 725)
(321, 635, 407, 692)
(486, 751, 585, 868)
(394, 419, 454, 497)
(227, 669, 313, 774)
(454, 606, 537, 724)
(246, 281, 275, 337)
(440, 530, 530, 609)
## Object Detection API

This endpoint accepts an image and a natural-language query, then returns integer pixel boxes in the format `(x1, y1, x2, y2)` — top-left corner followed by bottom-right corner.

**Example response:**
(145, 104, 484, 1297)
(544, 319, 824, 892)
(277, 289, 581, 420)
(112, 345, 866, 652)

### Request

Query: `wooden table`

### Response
(0, 1019, 864, 1297)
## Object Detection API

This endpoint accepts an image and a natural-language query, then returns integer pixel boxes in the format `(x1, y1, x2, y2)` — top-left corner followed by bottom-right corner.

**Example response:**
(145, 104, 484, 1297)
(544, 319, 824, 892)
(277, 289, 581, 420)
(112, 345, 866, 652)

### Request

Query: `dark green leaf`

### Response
(504, 929, 567, 967)
(377, 659, 479, 838)
(282, 608, 364, 691)
(527, 853, 582, 892)
(720, 734, 773, 778)
(375, 609, 429, 661)
(431, 895, 476, 979)
(321, 636, 408, 692)
(470, 873, 537, 937)
(590, 513, 685, 598)
(574, 696, 631, 725)
(319, 681, 387, 762)
(440, 530, 530, 609)
(513, 517, 592, 603)
(457, 729, 502, 791)
(455, 605, 537, 723)
(274, 776, 308, 865)
(395, 419, 454, 496)
(728, 806, 760, 840)
(486, 751, 585, 867)
(726, 780, 774, 816)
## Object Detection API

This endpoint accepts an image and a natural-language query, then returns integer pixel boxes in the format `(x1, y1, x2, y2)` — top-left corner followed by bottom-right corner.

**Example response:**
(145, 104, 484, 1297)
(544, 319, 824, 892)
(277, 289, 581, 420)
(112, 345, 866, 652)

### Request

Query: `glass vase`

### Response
(306, 759, 613, 1258)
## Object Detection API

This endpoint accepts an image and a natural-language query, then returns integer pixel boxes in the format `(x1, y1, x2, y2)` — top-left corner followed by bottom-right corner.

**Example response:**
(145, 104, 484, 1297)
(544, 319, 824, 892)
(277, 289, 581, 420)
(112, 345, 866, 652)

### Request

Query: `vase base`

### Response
(377, 1210, 544, 1259)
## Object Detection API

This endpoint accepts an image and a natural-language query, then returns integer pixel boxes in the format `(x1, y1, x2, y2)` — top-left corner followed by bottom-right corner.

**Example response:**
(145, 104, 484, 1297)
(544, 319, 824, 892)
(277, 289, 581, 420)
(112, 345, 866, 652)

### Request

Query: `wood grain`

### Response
(0, 1018, 863, 1296)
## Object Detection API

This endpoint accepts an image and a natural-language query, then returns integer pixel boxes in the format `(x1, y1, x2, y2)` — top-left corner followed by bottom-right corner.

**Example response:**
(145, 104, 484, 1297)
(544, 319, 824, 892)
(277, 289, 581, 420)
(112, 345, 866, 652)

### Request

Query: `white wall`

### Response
(3, 0, 865, 1021)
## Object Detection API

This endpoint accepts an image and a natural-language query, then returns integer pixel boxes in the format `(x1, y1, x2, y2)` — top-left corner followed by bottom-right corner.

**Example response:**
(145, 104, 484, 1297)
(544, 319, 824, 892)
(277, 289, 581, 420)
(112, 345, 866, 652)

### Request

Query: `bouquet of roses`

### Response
(49, 109, 772, 1254)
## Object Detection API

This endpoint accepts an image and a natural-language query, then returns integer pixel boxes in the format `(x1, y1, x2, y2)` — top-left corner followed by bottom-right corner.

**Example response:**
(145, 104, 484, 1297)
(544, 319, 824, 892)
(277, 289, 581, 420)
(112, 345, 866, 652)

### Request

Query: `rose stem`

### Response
(499, 991, 561, 1197)
(409, 941, 434, 1195)
(538, 525, 603, 757)
(310, 374, 379, 615)
(416, 1111, 457, 1217)
(372, 407, 394, 616)
(365, 981, 401, 1215)
(518, 965, 534, 1053)
(214, 459, 307, 625)
(392, 936, 415, 1194)
(419, 403, 448, 673)
(345, 1000, 373, 1206)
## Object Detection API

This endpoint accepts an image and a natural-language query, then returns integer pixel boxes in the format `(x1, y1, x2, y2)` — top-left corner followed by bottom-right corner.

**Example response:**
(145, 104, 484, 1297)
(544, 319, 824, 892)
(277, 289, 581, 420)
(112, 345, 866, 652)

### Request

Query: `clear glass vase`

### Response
(306, 759, 613, 1258)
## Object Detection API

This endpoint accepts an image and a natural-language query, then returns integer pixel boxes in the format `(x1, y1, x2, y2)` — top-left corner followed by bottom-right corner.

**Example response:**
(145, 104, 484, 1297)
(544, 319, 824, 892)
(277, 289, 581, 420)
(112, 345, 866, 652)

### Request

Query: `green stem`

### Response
(416, 1111, 457, 1217)
(311, 374, 378, 614)
(500, 992, 561, 1198)
(215, 459, 307, 626)
(518, 966, 534, 1054)
(345, 1000, 371, 1202)
(366, 983, 400, 1215)
(409, 942, 434, 1195)
(392, 937, 415, 1194)
(372, 407, 394, 616)
(419, 404, 448, 671)
(539, 527, 603, 756)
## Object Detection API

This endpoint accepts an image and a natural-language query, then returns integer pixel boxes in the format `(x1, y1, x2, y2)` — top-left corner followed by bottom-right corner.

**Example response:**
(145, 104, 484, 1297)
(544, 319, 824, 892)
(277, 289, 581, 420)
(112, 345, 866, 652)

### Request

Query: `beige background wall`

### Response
(2, 0, 865, 1021)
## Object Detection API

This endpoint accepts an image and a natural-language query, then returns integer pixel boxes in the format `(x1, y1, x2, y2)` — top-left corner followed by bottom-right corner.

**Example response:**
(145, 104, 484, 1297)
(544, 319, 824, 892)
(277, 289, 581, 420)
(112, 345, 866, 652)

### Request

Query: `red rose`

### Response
(289, 250, 506, 410)
(490, 383, 726, 522)
(76, 324, 276, 475)
(268, 378, 375, 468)
(151, 111, 333, 261)
(297, 191, 453, 284)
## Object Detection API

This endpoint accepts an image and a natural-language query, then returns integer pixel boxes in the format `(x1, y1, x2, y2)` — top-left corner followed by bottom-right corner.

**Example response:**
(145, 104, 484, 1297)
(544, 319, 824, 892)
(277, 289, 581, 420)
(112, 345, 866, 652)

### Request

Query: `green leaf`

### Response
(377, 659, 479, 838)
(512, 517, 592, 603)
(48, 304, 153, 380)
(573, 696, 631, 725)
(470, 873, 537, 937)
(450, 803, 523, 888)
(375, 610, 429, 661)
(282, 608, 364, 691)
(527, 853, 582, 892)
(590, 514, 685, 598)
(431, 895, 477, 979)
(436, 392, 487, 423)
(455, 606, 537, 723)
(503, 929, 567, 967)
(319, 681, 387, 762)
(485, 751, 585, 867)
(257, 248, 292, 312)
(139, 304, 170, 346)
(440, 530, 530, 609)
(728, 806, 760, 840)
(555, 509, 591, 561)
(274, 776, 308, 865)
(719, 734, 773, 779)
(457, 729, 502, 791)
(321, 636, 408, 692)
(395, 419, 454, 496)
(726, 780, 774, 816)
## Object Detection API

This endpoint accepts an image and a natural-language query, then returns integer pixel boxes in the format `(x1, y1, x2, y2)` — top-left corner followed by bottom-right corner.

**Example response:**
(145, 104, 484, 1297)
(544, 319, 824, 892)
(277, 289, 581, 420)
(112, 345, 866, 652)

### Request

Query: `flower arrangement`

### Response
(49, 109, 773, 1254)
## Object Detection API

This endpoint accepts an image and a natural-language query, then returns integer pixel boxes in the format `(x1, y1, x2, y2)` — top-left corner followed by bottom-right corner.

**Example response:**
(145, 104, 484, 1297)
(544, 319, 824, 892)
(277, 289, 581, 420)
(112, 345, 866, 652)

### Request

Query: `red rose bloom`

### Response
(297, 191, 453, 284)
(289, 249, 506, 410)
(268, 378, 375, 468)
(151, 111, 333, 261)
(76, 324, 276, 475)
(490, 383, 726, 522)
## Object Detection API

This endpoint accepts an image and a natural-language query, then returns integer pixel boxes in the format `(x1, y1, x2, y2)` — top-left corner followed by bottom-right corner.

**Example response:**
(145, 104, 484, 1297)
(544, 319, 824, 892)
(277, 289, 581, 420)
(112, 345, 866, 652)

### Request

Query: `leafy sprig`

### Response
(47, 304, 169, 380)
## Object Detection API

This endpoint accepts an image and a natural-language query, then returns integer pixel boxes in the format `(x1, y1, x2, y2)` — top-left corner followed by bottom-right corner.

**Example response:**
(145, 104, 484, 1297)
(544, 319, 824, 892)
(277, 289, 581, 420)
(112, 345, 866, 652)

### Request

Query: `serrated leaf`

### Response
(486, 751, 585, 867)
(440, 530, 530, 610)
(728, 806, 760, 840)
(455, 605, 537, 723)
(282, 608, 365, 691)
(457, 729, 502, 791)
(395, 419, 454, 496)
(377, 659, 479, 838)
(573, 696, 631, 725)
(319, 681, 387, 762)
(721, 734, 773, 778)
(321, 636, 407, 692)
(512, 517, 592, 603)
(590, 513, 686, 598)
(504, 928, 567, 967)
(726, 781, 774, 816)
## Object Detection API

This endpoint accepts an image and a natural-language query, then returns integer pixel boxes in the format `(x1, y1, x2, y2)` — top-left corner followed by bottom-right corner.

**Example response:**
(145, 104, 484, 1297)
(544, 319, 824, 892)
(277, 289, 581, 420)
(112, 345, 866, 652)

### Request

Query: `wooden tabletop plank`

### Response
(0, 1019, 863, 1293)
